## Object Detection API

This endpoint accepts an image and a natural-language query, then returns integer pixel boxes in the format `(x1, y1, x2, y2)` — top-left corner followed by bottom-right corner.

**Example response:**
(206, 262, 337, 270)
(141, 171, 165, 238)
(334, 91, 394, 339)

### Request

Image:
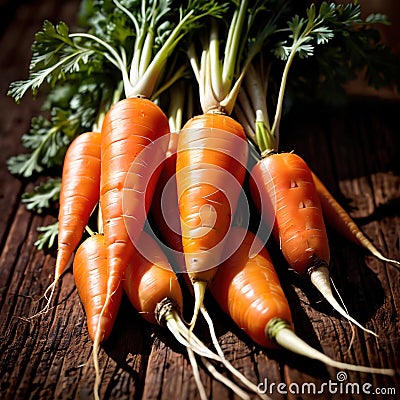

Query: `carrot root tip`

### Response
(28, 280, 57, 320)
(189, 280, 208, 329)
(268, 320, 394, 376)
(370, 248, 400, 268)
(309, 266, 378, 337)
(93, 334, 102, 400)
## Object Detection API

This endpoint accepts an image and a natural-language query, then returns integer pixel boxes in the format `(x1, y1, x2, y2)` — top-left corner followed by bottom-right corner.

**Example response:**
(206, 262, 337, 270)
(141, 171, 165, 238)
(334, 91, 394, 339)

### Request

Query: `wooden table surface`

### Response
(1, 1, 399, 399)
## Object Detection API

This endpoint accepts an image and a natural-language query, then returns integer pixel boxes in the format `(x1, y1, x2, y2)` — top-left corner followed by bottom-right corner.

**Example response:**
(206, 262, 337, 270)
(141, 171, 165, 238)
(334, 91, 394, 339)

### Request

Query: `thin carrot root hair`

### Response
(92, 305, 109, 400)
(28, 264, 69, 319)
(358, 237, 400, 267)
(200, 306, 271, 400)
(200, 357, 251, 400)
(308, 265, 378, 337)
(28, 280, 57, 319)
(166, 318, 252, 400)
(92, 327, 102, 400)
(186, 348, 208, 400)
(91, 295, 121, 400)
(329, 278, 357, 354)
(267, 318, 395, 376)
(156, 299, 270, 400)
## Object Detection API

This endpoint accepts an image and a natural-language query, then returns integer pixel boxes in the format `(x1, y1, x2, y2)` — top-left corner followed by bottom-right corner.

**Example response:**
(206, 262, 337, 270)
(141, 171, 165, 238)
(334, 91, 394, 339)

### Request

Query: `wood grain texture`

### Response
(0, 1, 399, 399)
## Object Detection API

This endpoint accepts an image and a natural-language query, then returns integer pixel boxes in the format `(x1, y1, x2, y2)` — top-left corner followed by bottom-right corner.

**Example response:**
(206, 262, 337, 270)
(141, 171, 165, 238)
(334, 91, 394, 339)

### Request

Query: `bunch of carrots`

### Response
(8, 0, 400, 399)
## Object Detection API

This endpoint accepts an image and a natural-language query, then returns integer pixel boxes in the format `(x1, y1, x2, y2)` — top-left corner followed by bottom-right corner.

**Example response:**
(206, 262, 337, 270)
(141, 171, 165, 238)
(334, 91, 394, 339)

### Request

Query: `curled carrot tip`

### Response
(309, 266, 378, 337)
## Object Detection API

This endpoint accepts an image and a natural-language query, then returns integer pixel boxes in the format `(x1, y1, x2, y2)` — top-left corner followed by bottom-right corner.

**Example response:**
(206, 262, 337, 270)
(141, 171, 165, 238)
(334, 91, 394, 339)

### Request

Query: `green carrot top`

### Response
(187, 0, 283, 115)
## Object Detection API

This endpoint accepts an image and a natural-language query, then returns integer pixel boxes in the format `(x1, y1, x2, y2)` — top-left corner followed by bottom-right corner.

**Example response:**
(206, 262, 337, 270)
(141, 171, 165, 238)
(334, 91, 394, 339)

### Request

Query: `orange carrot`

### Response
(74, 234, 121, 343)
(123, 231, 183, 325)
(99, 95, 169, 355)
(57, 131, 102, 274)
(123, 231, 268, 400)
(176, 112, 248, 326)
(175, 0, 270, 327)
(100, 96, 169, 246)
(250, 152, 329, 276)
(211, 226, 292, 349)
(235, 55, 379, 334)
(73, 233, 123, 400)
(211, 226, 394, 376)
(249, 152, 377, 335)
(312, 171, 400, 267)
(37, 131, 101, 316)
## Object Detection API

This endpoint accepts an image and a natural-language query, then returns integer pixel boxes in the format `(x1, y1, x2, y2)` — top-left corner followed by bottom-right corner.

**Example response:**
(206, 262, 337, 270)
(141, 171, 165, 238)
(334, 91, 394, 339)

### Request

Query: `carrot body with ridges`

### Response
(73, 233, 122, 344)
(211, 227, 292, 348)
(210, 227, 394, 376)
(100, 97, 169, 311)
(176, 112, 248, 323)
(250, 152, 330, 276)
(123, 231, 183, 325)
(33, 131, 102, 318)
(249, 152, 377, 335)
(57, 131, 102, 280)
(175, 0, 274, 328)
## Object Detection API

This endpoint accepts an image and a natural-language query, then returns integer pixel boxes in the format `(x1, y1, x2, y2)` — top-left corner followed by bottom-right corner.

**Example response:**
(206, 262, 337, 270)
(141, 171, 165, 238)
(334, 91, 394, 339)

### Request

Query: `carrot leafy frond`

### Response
(35, 222, 59, 250)
(7, 78, 116, 178)
(21, 178, 61, 214)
